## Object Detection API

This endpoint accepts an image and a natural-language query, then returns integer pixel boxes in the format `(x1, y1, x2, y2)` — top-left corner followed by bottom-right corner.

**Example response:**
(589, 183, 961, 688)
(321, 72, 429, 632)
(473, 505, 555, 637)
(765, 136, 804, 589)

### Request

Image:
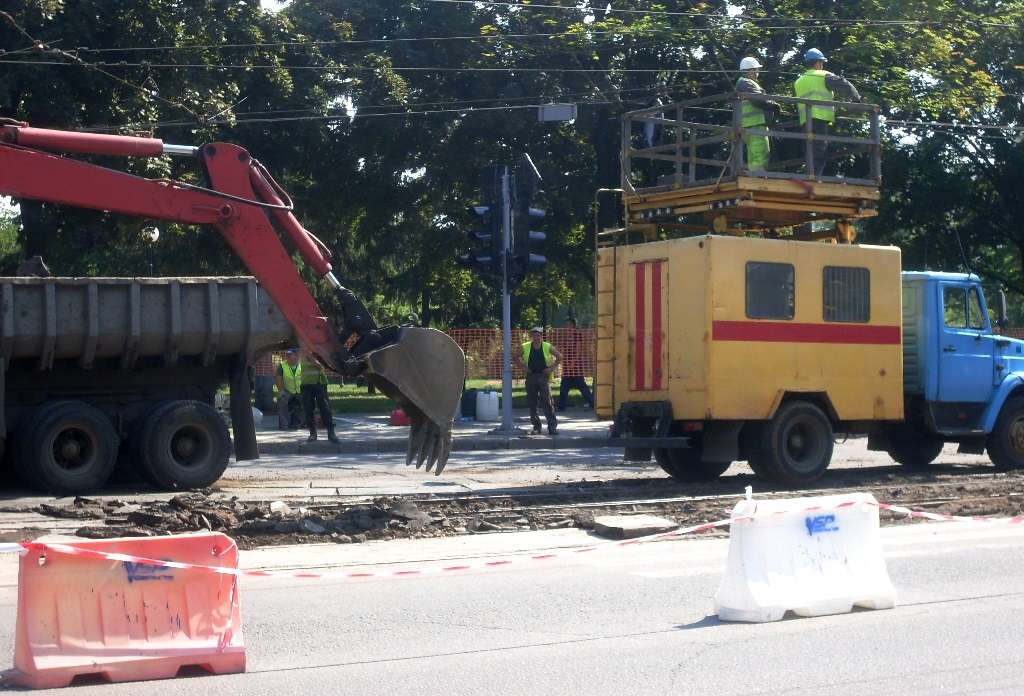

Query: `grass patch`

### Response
(249, 377, 592, 416)
(327, 378, 529, 414)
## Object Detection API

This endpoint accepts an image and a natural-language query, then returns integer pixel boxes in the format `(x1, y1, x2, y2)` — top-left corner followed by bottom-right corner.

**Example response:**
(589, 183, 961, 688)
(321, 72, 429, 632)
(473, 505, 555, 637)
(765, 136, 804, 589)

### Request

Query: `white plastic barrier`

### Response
(714, 492, 897, 623)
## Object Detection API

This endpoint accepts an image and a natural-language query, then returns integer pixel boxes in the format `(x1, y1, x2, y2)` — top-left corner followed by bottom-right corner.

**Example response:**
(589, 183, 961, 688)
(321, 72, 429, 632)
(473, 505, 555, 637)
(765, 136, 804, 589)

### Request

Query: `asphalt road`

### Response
(1, 521, 1022, 693)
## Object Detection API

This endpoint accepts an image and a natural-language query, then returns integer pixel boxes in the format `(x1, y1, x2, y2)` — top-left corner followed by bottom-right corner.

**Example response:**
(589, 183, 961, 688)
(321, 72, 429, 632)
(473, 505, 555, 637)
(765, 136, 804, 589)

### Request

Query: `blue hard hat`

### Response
(804, 48, 827, 63)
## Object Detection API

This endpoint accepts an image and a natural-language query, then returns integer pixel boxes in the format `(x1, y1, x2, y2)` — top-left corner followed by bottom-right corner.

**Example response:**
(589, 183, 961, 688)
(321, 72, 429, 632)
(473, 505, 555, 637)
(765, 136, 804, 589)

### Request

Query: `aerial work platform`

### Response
(607, 92, 882, 243)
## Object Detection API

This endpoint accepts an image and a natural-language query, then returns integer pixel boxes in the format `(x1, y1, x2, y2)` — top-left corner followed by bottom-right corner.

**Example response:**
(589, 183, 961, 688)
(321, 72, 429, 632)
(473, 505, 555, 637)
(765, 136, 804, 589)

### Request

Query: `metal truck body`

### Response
(0, 276, 293, 493)
(0, 124, 465, 495)
(597, 235, 1024, 483)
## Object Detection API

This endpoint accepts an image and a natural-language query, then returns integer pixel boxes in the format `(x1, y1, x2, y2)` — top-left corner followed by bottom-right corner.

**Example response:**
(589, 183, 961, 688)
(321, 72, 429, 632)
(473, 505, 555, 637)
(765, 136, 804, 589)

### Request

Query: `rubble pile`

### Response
(13, 469, 1024, 550)
(34, 492, 594, 550)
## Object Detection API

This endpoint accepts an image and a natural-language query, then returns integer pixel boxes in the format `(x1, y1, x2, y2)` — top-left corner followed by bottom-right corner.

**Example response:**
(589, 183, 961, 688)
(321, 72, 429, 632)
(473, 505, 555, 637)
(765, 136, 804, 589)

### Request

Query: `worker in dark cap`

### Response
(518, 326, 563, 435)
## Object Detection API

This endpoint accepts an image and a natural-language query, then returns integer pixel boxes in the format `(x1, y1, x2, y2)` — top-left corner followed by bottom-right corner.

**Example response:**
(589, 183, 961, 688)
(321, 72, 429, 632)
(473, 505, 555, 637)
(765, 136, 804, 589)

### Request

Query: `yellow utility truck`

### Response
(595, 234, 1024, 484)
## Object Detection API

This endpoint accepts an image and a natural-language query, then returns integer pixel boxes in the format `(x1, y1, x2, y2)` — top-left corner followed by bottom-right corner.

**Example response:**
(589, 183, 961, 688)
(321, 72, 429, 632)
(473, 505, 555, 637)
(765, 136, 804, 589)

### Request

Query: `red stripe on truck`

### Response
(712, 320, 901, 344)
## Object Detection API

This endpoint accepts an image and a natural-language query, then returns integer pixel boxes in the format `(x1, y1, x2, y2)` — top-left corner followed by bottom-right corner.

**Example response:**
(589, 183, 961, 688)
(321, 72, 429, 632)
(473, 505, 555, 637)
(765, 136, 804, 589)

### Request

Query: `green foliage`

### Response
(2, 0, 1023, 324)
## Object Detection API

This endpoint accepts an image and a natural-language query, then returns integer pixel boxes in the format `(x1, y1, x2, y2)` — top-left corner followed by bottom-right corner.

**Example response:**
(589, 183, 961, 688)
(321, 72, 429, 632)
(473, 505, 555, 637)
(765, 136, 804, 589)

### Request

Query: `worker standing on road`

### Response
(298, 345, 340, 443)
(736, 56, 782, 172)
(275, 349, 303, 430)
(519, 326, 563, 435)
(793, 48, 861, 177)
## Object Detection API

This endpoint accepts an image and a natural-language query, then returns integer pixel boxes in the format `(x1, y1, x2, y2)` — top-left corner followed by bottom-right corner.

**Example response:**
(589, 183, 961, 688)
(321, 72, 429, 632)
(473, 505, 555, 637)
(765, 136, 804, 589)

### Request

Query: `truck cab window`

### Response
(944, 287, 967, 328)
(823, 266, 870, 323)
(746, 262, 794, 320)
(968, 287, 986, 330)
(943, 285, 985, 329)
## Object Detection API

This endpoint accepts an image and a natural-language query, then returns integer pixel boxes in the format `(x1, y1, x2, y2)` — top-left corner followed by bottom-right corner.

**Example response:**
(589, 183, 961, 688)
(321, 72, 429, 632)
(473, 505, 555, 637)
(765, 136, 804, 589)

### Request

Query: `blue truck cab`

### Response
(868, 271, 1024, 469)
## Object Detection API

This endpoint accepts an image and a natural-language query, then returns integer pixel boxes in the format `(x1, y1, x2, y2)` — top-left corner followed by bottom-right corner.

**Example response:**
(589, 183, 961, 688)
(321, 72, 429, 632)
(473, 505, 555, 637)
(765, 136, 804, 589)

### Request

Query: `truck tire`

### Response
(135, 400, 231, 490)
(885, 428, 944, 468)
(13, 401, 118, 495)
(986, 397, 1024, 471)
(759, 401, 834, 485)
(653, 447, 731, 482)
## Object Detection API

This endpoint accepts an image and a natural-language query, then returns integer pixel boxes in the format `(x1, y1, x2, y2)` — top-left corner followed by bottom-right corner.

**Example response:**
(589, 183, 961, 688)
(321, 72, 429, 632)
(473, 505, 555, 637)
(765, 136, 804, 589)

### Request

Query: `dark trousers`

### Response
(806, 118, 829, 177)
(301, 383, 334, 431)
(525, 372, 557, 431)
(558, 376, 594, 410)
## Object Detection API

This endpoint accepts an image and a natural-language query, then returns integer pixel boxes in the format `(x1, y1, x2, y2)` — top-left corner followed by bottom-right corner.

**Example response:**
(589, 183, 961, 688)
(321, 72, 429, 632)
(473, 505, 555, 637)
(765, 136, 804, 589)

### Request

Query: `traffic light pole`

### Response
(494, 170, 519, 434)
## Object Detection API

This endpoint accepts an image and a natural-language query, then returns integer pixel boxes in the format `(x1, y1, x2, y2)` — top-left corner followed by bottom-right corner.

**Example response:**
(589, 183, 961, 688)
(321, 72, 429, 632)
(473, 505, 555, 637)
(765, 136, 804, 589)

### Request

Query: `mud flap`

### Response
(229, 360, 258, 461)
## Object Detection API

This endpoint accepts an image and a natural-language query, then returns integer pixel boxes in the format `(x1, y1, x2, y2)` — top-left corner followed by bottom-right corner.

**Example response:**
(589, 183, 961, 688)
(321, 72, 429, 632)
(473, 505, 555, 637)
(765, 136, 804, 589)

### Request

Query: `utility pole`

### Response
(494, 169, 518, 434)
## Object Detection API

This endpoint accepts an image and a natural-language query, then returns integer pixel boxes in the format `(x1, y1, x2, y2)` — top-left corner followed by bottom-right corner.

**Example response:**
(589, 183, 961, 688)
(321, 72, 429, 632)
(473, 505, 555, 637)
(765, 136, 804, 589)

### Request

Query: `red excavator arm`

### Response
(0, 125, 464, 473)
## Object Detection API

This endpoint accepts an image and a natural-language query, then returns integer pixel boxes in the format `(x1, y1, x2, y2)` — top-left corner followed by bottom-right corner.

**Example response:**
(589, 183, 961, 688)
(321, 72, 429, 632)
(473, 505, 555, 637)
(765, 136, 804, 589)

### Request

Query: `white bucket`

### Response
(476, 390, 500, 422)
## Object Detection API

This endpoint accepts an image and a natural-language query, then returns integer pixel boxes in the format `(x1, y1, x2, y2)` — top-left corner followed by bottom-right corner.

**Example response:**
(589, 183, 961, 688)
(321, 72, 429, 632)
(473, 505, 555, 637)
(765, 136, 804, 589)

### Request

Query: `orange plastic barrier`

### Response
(3, 532, 245, 689)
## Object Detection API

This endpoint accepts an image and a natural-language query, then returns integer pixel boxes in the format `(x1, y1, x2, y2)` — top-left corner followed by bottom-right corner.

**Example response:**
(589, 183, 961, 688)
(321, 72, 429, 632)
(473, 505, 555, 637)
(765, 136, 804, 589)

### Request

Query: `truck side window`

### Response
(746, 262, 794, 320)
(943, 286, 968, 328)
(968, 287, 985, 330)
(823, 266, 870, 323)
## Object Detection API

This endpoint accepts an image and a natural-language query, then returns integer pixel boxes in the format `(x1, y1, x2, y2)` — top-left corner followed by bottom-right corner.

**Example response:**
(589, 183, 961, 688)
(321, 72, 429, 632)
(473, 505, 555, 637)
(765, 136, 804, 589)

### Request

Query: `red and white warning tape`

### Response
(0, 500, 1020, 581)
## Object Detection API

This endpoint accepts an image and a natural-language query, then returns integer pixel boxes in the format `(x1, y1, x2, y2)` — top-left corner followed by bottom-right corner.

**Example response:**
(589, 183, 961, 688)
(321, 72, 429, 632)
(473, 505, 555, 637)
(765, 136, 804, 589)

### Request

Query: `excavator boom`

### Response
(0, 124, 464, 473)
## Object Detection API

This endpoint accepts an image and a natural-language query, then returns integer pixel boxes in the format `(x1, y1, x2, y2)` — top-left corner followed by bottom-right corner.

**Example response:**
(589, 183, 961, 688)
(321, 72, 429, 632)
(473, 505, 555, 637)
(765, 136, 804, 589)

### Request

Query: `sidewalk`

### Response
(253, 407, 613, 456)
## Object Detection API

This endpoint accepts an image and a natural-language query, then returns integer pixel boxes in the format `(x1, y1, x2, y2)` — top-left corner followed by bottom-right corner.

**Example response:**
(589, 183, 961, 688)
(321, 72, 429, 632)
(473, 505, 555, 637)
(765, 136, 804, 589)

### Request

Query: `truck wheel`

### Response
(135, 400, 231, 490)
(653, 446, 731, 482)
(885, 428, 944, 468)
(760, 401, 834, 485)
(986, 397, 1024, 471)
(14, 401, 118, 495)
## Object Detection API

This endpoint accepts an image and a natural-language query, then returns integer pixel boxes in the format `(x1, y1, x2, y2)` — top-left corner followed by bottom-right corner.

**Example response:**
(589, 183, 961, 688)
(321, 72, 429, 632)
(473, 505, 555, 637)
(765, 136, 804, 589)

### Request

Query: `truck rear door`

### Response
(937, 281, 995, 403)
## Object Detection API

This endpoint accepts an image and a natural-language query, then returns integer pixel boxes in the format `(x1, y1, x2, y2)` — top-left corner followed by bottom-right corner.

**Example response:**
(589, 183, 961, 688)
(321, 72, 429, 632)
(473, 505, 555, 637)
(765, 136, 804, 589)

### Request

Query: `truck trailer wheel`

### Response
(14, 401, 118, 495)
(135, 400, 231, 490)
(653, 447, 731, 482)
(884, 428, 945, 469)
(986, 397, 1024, 471)
(759, 401, 834, 485)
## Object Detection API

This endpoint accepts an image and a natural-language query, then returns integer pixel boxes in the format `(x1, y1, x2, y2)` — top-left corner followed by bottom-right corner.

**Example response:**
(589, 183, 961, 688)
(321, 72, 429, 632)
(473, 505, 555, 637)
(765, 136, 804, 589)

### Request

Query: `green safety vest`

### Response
(522, 340, 554, 380)
(299, 357, 328, 386)
(794, 69, 834, 125)
(736, 77, 766, 128)
(280, 362, 301, 392)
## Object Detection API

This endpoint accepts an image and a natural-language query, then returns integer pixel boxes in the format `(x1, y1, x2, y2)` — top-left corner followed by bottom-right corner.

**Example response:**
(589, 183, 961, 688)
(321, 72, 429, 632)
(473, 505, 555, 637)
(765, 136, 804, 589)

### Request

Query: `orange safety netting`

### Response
(251, 327, 597, 382)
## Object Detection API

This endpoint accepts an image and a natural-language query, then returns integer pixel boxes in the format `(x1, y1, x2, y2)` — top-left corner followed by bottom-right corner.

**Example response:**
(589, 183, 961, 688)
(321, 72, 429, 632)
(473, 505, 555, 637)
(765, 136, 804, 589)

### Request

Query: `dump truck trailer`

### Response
(1, 276, 294, 494)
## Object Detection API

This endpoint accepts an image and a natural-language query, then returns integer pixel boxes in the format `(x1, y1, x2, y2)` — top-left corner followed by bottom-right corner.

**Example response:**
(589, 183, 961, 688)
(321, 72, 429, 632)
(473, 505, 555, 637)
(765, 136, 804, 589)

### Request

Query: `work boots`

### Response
(306, 429, 317, 443)
(327, 427, 340, 444)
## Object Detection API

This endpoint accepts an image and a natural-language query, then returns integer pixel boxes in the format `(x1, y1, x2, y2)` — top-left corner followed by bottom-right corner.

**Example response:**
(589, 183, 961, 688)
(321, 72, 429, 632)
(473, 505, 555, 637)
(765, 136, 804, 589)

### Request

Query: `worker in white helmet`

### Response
(736, 56, 782, 172)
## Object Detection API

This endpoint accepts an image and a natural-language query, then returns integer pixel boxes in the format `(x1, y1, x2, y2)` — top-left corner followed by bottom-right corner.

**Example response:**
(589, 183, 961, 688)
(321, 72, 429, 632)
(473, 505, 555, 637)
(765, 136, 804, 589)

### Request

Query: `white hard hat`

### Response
(739, 57, 762, 71)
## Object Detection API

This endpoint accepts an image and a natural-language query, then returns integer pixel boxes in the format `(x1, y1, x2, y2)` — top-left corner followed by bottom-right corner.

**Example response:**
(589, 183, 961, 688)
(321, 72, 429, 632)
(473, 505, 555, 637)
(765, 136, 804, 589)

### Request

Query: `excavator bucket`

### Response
(360, 327, 466, 474)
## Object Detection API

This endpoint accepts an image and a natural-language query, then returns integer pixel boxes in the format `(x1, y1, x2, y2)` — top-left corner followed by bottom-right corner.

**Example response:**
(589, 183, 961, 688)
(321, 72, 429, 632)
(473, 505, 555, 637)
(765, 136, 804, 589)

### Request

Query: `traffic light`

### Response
(509, 154, 546, 285)
(456, 202, 503, 275)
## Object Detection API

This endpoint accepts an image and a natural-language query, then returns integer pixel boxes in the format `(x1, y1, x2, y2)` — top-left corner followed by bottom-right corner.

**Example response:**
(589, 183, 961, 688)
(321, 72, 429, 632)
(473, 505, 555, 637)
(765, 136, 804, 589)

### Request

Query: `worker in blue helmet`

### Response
(793, 48, 861, 177)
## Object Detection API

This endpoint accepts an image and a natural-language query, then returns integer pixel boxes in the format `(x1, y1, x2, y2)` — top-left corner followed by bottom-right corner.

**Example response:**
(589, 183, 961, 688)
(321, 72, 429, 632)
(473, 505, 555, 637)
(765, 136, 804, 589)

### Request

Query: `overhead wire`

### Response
(2, 8, 1020, 135)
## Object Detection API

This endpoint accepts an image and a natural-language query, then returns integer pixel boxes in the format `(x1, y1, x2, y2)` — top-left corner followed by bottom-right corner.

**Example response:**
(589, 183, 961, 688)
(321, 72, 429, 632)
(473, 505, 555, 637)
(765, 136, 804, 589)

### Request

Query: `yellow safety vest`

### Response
(280, 362, 301, 392)
(523, 341, 554, 380)
(299, 357, 329, 386)
(794, 69, 834, 125)
(736, 77, 766, 128)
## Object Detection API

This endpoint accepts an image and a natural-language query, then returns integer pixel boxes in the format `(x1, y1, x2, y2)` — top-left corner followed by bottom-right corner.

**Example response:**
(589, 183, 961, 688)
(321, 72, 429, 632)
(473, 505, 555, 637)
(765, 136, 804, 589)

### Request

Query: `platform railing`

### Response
(623, 92, 882, 194)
